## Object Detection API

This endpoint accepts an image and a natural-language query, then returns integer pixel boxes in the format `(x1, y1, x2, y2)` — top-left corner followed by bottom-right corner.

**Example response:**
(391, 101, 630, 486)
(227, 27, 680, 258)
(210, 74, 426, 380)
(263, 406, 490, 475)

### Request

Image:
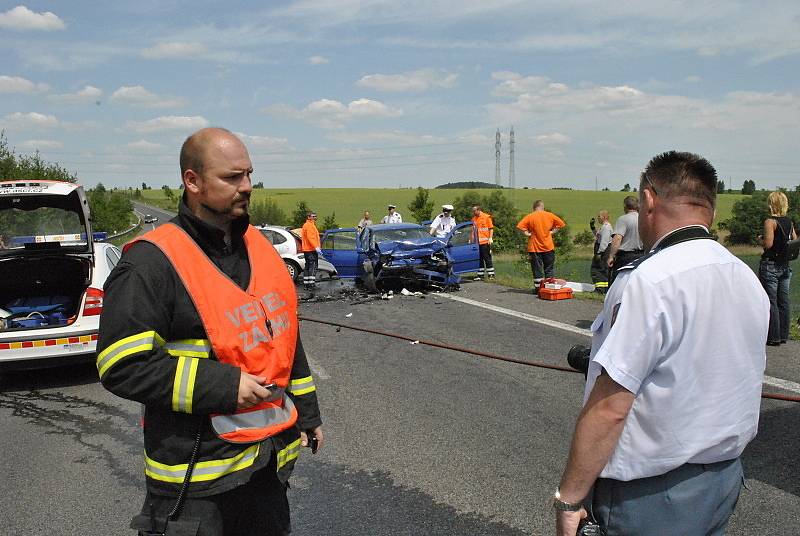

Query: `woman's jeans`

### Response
(759, 260, 792, 343)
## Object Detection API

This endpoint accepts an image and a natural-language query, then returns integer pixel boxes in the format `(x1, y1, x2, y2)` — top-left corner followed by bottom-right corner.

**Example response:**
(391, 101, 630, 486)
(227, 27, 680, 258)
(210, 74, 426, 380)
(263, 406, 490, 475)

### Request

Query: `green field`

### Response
(142, 188, 746, 232)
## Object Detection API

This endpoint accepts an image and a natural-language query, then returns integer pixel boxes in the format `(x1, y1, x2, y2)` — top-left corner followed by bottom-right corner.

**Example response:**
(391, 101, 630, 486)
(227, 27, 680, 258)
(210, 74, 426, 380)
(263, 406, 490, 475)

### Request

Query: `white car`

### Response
(0, 180, 121, 370)
(255, 225, 338, 282)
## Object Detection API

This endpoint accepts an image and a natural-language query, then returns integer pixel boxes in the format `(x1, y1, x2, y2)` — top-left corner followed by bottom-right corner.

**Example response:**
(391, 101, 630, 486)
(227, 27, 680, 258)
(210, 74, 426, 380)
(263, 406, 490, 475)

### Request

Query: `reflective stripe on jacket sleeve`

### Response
(287, 375, 316, 396)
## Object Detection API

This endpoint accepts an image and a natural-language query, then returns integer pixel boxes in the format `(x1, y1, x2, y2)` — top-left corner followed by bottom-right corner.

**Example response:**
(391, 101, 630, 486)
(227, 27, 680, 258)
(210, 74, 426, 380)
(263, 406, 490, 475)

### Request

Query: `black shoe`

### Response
(780, 339, 788, 344)
(766, 340, 781, 346)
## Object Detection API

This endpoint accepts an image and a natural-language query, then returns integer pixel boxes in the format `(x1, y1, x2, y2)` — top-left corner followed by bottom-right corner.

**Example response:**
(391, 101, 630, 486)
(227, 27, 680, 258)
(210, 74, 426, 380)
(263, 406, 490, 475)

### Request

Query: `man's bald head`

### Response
(180, 127, 238, 176)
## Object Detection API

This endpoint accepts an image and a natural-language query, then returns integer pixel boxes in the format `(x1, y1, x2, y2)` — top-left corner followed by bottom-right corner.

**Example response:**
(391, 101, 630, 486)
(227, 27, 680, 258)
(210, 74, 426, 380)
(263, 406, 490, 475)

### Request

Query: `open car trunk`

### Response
(0, 255, 90, 331)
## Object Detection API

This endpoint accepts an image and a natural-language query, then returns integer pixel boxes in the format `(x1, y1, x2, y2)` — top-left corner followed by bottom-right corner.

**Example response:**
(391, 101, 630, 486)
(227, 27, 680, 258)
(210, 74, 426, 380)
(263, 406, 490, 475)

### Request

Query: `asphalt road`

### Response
(1, 277, 798, 535)
(1, 202, 797, 534)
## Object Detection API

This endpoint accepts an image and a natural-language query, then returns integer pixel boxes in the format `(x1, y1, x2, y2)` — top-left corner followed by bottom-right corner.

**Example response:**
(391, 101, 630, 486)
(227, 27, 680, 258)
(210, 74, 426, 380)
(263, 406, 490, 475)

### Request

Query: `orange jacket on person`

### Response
(472, 211, 494, 245)
(517, 211, 565, 252)
(301, 220, 320, 252)
(126, 223, 299, 443)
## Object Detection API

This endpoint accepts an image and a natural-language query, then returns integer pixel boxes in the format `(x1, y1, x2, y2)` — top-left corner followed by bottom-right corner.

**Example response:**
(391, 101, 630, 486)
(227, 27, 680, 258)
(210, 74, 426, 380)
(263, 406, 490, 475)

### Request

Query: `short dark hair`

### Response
(623, 196, 639, 211)
(641, 151, 717, 209)
(179, 127, 234, 177)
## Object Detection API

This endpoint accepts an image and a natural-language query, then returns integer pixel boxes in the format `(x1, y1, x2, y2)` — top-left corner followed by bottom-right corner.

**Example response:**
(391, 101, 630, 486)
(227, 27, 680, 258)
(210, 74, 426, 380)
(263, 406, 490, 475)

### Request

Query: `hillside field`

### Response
(142, 188, 746, 231)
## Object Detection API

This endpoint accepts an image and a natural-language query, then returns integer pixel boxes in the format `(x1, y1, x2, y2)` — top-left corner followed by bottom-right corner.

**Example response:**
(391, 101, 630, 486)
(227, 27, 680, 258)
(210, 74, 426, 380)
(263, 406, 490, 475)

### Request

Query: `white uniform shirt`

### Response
(381, 212, 402, 224)
(585, 227, 769, 481)
(597, 221, 613, 253)
(430, 213, 456, 238)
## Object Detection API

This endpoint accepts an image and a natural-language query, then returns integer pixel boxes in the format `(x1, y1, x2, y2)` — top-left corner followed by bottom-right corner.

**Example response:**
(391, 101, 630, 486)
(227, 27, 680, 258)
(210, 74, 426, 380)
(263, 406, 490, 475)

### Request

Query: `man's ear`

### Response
(183, 169, 201, 194)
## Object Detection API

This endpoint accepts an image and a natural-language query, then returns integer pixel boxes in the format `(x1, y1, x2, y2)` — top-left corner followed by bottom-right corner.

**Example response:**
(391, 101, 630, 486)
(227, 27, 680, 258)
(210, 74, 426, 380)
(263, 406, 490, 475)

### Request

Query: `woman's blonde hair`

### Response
(768, 191, 789, 216)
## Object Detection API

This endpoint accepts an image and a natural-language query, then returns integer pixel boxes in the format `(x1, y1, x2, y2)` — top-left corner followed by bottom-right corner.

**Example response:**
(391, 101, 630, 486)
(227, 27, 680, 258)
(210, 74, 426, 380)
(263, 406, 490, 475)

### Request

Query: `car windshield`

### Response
(0, 204, 87, 251)
(371, 227, 429, 245)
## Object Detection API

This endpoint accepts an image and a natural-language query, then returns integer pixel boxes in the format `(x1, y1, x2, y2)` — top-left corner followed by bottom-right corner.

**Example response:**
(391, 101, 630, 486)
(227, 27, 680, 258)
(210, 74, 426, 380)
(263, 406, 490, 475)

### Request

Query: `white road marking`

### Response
(305, 355, 330, 380)
(440, 294, 591, 337)
(439, 294, 800, 395)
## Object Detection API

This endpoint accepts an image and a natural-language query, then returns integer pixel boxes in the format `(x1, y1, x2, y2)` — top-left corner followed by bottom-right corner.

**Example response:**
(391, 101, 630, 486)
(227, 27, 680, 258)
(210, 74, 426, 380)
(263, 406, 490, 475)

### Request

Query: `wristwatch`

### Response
(553, 488, 583, 512)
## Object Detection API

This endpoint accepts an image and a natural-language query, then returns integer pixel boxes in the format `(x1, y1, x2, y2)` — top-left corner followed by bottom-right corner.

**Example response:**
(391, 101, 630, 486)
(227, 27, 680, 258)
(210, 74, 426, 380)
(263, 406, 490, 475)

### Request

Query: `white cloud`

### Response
(0, 75, 48, 93)
(309, 55, 330, 65)
(111, 86, 186, 108)
(127, 115, 209, 133)
(235, 133, 291, 152)
(327, 130, 446, 145)
(142, 42, 207, 59)
(49, 85, 103, 104)
(17, 139, 63, 150)
(126, 140, 165, 152)
(533, 133, 572, 146)
(0, 5, 65, 31)
(356, 69, 458, 92)
(265, 98, 402, 128)
(1, 112, 59, 130)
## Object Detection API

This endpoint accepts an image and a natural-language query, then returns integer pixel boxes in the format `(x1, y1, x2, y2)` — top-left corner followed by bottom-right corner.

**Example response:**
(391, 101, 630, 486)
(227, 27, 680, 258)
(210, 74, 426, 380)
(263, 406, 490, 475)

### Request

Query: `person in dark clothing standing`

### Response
(97, 128, 323, 535)
(759, 190, 797, 345)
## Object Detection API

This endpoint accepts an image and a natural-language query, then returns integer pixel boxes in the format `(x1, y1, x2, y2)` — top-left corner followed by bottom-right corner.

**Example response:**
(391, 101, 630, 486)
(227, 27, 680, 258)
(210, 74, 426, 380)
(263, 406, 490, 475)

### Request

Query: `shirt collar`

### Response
(649, 224, 709, 253)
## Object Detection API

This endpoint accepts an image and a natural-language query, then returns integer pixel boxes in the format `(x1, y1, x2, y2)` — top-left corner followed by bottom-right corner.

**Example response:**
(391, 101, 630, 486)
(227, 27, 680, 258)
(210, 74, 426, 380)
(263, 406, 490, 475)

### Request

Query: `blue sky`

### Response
(1, 1, 799, 191)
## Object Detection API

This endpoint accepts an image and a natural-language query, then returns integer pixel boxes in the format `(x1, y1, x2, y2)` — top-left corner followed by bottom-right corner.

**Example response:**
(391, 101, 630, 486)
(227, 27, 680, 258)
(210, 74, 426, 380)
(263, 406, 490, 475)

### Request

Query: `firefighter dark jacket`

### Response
(97, 200, 321, 498)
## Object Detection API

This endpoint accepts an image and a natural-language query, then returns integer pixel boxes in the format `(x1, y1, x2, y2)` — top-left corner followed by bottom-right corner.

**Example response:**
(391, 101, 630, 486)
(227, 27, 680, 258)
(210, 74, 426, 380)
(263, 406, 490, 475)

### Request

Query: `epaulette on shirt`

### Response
(617, 227, 714, 274)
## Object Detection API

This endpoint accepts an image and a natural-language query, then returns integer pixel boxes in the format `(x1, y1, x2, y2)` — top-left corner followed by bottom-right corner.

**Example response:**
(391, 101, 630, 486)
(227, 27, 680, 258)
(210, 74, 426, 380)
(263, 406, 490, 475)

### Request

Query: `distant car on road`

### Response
(255, 225, 338, 283)
(0, 180, 122, 370)
(320, 222, 479, 291)
(143, 214, 158, 224)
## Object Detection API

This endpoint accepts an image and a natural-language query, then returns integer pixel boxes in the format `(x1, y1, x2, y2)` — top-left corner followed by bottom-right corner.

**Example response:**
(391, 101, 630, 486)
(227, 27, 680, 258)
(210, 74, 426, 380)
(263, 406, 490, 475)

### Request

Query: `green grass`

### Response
(493, 250, 800, 318)
(141, 188, 745, 233)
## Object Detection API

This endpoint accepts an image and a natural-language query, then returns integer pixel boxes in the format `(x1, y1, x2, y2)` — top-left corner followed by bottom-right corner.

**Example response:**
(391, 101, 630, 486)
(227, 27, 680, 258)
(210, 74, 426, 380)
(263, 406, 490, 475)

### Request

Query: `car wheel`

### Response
(362, 261, 378, 293)
(284, 259, 301, 282)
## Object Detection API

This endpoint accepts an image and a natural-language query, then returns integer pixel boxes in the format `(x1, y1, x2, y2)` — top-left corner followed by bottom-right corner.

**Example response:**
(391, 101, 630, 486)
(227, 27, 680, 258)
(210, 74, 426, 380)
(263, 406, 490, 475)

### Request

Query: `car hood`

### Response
(374, 237, 446, 258)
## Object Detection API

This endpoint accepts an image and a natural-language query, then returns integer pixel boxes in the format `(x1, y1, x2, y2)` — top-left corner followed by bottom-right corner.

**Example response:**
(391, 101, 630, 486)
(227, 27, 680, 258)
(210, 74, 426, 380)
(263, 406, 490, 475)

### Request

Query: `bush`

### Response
(407, 187, 434, 223)
(573, 229, 595, 246)
(250, 197, 288, 226)
(320, 212, 338, 231)
(451, 190, 522, 251)
(291, 201, 311, 228)
(724, 192, 769, 245)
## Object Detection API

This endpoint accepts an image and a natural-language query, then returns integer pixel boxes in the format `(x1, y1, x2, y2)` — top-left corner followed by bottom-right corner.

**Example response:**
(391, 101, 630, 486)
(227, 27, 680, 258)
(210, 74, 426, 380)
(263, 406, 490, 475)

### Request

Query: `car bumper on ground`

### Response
(0, 331, 98, 369)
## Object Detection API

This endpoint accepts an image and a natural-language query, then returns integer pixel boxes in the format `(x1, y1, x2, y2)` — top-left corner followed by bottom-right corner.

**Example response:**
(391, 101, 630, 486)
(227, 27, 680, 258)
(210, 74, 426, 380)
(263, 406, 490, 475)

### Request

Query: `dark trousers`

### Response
(478, 244, 494, 277)
(591, 458, 743, 536)
(759, 259, 792, 343)
(609, 249, 644, 286)
(590, 249, 610, 292)
(528, 250, 555, 283)
(132, 464, 290, 536)
(303, 251, 318, 288)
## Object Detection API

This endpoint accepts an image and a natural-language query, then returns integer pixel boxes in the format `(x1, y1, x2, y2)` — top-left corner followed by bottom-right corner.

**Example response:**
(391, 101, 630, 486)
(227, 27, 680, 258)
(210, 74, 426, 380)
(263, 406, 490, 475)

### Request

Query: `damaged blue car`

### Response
(320, 222, 480, 291)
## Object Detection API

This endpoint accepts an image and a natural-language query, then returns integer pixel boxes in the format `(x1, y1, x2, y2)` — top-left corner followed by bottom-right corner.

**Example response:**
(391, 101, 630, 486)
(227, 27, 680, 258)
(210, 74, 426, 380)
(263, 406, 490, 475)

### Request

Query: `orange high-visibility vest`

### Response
(301, 220, 320, 252)
(472, 212, 493, 245)
(128, 223, 299, 443)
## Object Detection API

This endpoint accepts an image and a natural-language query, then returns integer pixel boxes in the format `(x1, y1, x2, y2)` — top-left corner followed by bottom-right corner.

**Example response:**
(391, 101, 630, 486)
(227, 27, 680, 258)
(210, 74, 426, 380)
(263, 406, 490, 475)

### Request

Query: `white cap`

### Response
(442, 204, 454, 211)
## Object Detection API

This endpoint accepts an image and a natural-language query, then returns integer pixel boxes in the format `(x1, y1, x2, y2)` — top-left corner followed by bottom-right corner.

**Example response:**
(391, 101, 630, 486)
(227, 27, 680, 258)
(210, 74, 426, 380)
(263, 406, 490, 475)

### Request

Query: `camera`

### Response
(567, 344, 591, 376)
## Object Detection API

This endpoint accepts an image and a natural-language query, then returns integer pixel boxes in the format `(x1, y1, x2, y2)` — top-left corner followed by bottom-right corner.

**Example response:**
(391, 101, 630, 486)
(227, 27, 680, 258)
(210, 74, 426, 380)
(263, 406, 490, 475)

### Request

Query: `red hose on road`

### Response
(299, 315, 800, 403)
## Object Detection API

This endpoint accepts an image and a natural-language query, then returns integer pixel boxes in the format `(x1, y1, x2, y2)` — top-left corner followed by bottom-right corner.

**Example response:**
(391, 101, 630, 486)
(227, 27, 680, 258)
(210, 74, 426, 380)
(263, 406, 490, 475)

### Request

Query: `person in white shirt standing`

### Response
(554, 151, 769, 536)
(381, 204, 402, 224)
(429, 204, 456, 238)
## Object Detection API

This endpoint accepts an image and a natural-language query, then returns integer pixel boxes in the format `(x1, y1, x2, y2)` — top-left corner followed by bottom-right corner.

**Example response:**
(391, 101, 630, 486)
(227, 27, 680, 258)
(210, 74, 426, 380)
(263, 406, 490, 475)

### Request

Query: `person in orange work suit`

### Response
(471, 204, 495, 279)
(516, 200, 565, 291)
(301, 212, 321, 291)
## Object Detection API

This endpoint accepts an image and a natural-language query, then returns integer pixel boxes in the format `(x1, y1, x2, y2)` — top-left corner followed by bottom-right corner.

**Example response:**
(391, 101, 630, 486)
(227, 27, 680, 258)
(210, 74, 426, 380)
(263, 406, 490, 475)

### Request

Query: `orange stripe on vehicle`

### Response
(0, 333, 99, 351)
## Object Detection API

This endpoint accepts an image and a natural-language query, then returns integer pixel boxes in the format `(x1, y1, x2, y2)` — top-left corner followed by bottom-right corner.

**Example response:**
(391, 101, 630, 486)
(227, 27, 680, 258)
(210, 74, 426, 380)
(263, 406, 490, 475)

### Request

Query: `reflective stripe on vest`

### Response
(130, 224, 299, 443)
(145, 443, 260, 484)
(212, 395, 296, 437)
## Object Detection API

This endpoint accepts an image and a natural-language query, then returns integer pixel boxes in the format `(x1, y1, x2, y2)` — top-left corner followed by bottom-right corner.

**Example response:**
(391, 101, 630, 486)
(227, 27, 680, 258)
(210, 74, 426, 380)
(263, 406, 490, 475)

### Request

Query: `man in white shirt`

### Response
(429, 204, 456, 238)
(381, 204, 402, 224)
(554, 151, 769, 536)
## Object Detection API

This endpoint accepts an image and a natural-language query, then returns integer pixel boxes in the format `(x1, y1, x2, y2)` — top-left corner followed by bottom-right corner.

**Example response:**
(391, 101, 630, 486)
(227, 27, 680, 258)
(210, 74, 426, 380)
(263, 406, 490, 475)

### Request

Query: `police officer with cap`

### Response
(430, 204, 456, 238)
(381, 204, 403, 224)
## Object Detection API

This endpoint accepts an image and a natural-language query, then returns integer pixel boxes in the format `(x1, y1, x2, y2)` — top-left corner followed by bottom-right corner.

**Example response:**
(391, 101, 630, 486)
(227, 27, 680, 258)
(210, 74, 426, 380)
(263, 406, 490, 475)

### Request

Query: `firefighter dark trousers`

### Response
(303, 251, 318, 289)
